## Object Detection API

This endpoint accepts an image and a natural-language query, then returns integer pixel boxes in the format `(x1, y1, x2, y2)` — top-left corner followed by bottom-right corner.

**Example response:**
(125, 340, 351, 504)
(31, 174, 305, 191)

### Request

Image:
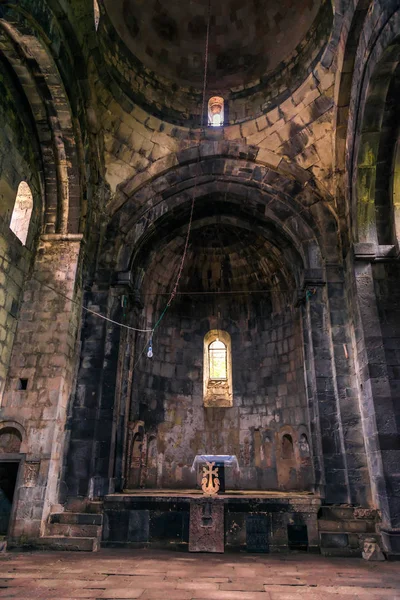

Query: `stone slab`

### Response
(189, 498, 224, 553)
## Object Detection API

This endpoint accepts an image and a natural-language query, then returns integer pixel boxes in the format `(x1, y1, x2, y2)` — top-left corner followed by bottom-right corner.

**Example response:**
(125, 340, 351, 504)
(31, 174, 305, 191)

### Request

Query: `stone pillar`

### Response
(64, 287, 121, 500)
(302, 280, 350, 503)
(324, 264, 371, 506)
(353, 254, 400, 556)
(64, 281, 139, 500)
(0, 234, 82, 542)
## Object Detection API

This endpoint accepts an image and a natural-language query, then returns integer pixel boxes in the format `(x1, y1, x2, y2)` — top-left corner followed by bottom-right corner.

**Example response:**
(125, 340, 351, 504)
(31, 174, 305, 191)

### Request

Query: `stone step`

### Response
(87, 502, 104, 514)
(45, 523, 101, 538)
(65, 499, 104, 514)
(319, 506, 358, 520)
(318, 519, 376, 533)
(319, 506, 378, 521)
(49, 512, 103, 526)
(0, 536, 7, 553)
(37, 536, 99, 552)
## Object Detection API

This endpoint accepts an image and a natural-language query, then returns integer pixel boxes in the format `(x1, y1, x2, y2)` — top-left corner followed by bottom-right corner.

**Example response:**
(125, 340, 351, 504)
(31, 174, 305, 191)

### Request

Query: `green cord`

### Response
(152, 303, 170, 333)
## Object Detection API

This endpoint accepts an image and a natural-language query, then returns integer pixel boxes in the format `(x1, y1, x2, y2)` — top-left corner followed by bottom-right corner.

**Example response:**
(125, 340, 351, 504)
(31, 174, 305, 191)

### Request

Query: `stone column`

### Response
(353, 251, 400, 556)
(64, 286, 121, 500)
(302, 278, 350, 503)
(64, 279, 139, 500)
(0, 234, 83, 542)
(324, 264, 371, 506)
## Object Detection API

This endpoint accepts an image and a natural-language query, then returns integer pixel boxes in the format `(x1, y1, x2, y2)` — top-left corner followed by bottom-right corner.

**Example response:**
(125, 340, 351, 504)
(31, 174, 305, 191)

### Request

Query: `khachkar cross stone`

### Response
(201, 461, 220, 496)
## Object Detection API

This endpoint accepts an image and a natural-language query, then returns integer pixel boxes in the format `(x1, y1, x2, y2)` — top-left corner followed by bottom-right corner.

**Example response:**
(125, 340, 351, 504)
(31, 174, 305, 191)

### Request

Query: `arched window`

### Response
(208, 97, 224, 127)
(10, 181, 33, 245)
(203, 330, 232, 407)
(209, 339, 227, 380)
(94, 0, 100, 30)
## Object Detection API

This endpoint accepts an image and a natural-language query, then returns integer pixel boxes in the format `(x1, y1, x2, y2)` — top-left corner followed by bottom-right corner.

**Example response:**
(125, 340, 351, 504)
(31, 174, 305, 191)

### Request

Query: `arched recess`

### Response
(332, 0, 370, 246)
(347, 5, 400, 247)
(107, 146, 339, 279)
(63, 139, 363, 500)
(354, 42, 400, 245)
(0, 8, 85, 234)
(0, 421, 25, 454)
(345, 4, 400, 541)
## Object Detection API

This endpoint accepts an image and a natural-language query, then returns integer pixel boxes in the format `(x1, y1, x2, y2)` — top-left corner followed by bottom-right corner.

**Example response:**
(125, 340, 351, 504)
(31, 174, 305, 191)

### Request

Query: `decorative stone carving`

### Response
(189, 498, 224, 553)
(24, 461, 40, 487)
(201, 462, 220, 496)
(362, 537, 385, 561)
(354, 508, 376, 519)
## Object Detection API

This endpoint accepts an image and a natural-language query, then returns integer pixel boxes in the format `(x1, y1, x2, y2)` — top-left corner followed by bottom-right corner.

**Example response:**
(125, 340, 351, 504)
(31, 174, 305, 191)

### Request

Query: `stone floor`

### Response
(0, 549, 399, 600)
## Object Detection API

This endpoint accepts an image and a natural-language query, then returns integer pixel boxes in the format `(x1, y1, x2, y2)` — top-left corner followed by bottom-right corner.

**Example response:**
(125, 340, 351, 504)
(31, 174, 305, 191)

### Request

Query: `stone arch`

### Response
(332, 0, 370, 245)
(348, 5, 400, 245)
(0, 10, 84, 234)
(107, 147, 338, 280)
(112, 142, 331, 213)
(0, 421, 24, 454)
(355, 42, 400, 245)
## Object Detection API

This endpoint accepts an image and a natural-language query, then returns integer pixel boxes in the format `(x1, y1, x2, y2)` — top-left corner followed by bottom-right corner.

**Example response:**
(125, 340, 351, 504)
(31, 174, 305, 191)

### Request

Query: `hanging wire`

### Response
(0, 0, 213, 346)
(0, 253, 153, 332)
(152, 0, 212, 321)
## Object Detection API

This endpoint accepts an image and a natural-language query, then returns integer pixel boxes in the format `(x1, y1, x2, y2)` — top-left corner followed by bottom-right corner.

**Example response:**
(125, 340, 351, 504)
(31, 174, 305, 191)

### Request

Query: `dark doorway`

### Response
(287, 523, 308, 551)
(0, 462, 19, 535)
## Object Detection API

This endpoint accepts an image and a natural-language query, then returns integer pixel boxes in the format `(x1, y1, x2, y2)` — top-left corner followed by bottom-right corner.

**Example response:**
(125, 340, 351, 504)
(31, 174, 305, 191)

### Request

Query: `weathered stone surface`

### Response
(362, 538, 385, 561)
(189, 499, 224, 553)
(0, 0, 399, 562)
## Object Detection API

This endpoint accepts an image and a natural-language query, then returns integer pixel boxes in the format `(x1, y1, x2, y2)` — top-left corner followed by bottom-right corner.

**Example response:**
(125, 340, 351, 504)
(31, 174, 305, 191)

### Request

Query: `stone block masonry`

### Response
(0, 218, 31, 402)
(0, 234, 82, 543)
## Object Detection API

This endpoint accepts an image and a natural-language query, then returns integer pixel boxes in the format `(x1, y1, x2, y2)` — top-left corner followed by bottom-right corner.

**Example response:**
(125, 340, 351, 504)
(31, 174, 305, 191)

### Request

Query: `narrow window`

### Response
(94, 0, 100, 30)
(10, 182, 33, 245)
(208, 97, 224, 127)
(209, 339, 227, 380)
(203, 330, 232, 407)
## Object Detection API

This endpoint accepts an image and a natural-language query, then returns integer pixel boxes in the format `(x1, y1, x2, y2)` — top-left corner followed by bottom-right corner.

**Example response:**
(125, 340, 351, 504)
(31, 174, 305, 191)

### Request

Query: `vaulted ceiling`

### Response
(104, 0, 323, 90)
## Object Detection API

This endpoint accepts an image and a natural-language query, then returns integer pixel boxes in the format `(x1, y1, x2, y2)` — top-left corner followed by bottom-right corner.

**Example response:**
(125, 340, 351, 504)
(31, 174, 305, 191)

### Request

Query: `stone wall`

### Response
(0, 219, 31, 402)
(130, 294, 312, 491)
(0, 49, 42, 401)
(0, 235, 82, 542)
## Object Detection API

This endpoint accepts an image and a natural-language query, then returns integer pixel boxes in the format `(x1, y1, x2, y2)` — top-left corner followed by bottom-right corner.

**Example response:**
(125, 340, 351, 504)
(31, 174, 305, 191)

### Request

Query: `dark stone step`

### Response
(45, 523, 101, 538)
(49, 512, 103, 526)
(36, 537, 99, 552)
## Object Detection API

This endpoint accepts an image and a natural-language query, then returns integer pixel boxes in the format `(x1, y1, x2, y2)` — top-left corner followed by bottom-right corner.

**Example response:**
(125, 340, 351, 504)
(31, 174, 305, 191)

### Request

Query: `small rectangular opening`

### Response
(287, 524, 308, 551)
(17, 379, 28, 390)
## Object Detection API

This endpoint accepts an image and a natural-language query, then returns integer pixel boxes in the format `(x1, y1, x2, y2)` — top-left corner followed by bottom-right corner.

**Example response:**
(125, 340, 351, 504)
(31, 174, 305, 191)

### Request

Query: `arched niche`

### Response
(299, 433, 310, 457)
(282, 434, 294, 460)
(0, 427, 22, 454)
(9, 182, 33, 245)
